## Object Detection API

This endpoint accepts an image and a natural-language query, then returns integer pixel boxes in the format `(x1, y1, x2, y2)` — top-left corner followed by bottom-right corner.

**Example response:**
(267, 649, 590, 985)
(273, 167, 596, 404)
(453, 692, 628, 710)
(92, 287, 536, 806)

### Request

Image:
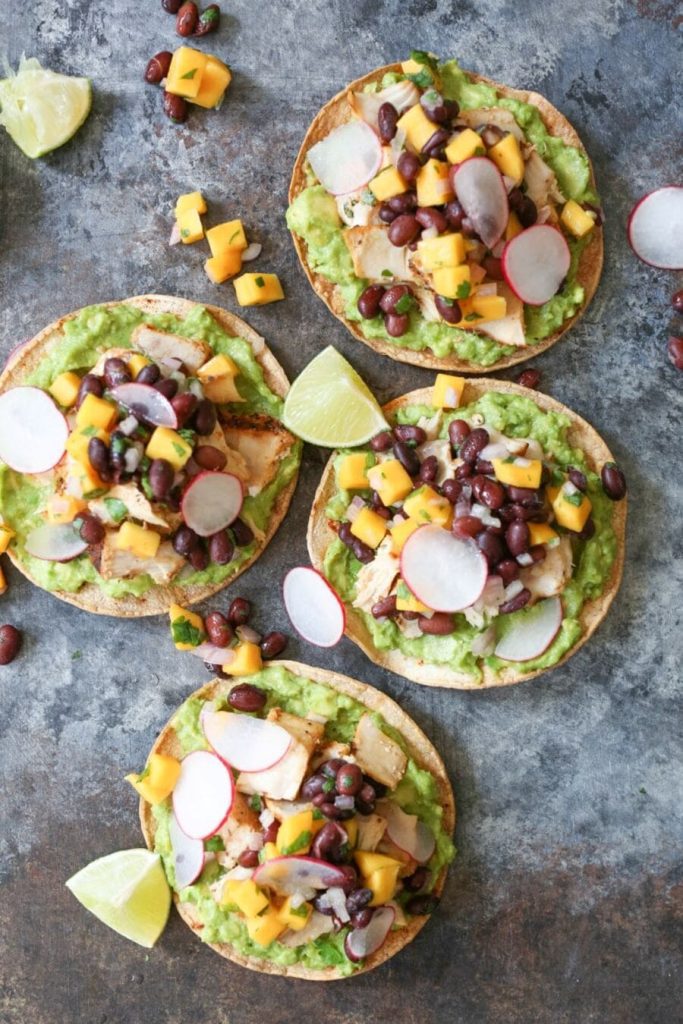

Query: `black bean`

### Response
(311, 821, 348, 863)
(418, 612, 455, 635)
(667, 336, 683, 370)
(352, 538, 374, 564)
(479, 478, 505, 510)
(480, 123, 505, 148)
(506, 520, 530, 556)
(208, 530, 234, 565)
(415, 206, 448, 233)
(238, 849, 260, 869)
(444, 199, 465, 231)
(388, 214, 421, 247)
(397, 150, 420, 183)
(370, 430, 394, 452)
(205, 611, 233, 648)
(371, 595, 398, 619)
(154, 378, 178, 401)
(499, 588, 532, 614)
(393, 440, 420, 476)
(87, 438, 111, 480)
(188, 544, 209, 570)
(173, 525, 199, 556)
(103, 358, 131, 389)
(441, 478, 462, 504)
(78, 513, 105, 546)
(517, 195, 538, 228)
(231, 518, 254, 547)
(301, 773, 327, 800)
(394, 424, 426, 444)
(404, 867, 430, 892)
(163, 91, 189, 123)
(194, 445, 227, 471)
(378, 203, 397, 224)
(420, 88, 455, 123)
(260, 631, 287, 659)
(507, 486, 541, 506)
(380, 284, 411, 315)
(517, 368, 540, 389)
(149, 458, 174, 500)
(422, 127, 450, 157)
(496, 559, 519, 585)
(601, 463, 627, 501)
(387, 192, 417, 213)
(162, 0, 182, 12)
(455, 462, 473, 481)
(476, 529, 505, 567)
(194, 398, 216, 435)
(228, 683, 267, 713)
(568, 467, 587, 492)
(419, 455, 438, 482)
(358, 284, 385, 319)
(336, 763, 363, 796)
(579, 518, 596, 541)
(530, 545, 546, 564)
(671, 290, 683, 315)
(385, 312, 410, 337)
(176, 1, 198, 35)
(448, 419, 470, 447)
(378, 102, 399, 143)
(0, 625, 21, 665)
(77, 373, 103, 408)
(227, 597, 250, 626)
(475, 458, 494, 476)
(350, 908, 374, 930)
(482, 255, 504, 281)
(194, 3, 220, 36)
(346, 888, 373, 916)
(460, 428, 489, 464)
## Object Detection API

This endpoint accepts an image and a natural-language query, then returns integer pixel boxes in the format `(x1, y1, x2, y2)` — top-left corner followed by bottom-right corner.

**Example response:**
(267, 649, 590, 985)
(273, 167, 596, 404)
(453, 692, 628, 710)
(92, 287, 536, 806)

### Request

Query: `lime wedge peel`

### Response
(282, 346, 388, 447)
(0, 57, 92, 159)
(66, 849, 171, 949)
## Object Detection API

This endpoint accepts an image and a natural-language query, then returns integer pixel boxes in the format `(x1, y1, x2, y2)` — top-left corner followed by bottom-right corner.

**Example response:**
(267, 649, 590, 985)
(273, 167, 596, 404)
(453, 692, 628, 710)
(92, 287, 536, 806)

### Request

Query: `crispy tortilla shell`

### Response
(288, 63, 603, 373)
(307, 380, 626, 689)
(0, 295, 299, 617)
(139, 660, 455, 979)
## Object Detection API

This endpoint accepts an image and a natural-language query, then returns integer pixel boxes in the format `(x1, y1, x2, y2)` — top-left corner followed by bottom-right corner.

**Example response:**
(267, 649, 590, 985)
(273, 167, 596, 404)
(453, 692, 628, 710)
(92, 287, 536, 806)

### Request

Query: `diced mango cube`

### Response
(125, 753, 181, 805)
(197, 353, 238, 379)
(277, 897, 312, 932)
(416, 158, 454, 207)
(175, 191, 207, 218)
(0, 525, 15, 554)
(46, 495, 86, 524)
(145, 426, 193, 470)
(205, 250, 242, 285)
(192, 55, 231, 109)
(166, 47, 208, 100)
(197, 353, 243, 403)
(354, 850, 402, 876)
(177, 208, 204, 245)
(401, 58, 423, 75)
(116, 522, 161, 560)
(389, 516, 419, 554)
(395, 580, 431, 614)
(0, 565, 6, 596)
(169, 603, 206, 650)
(49, 371, 81, 408)
(276, 810, 314, 856)
(432, 264, 471, 300)
(350, 507, 387, 550)
(492, 457, 543, 489)
(367, 459, 413, 507)
(433, 373, 465, 409)
(246, 906, 286, 946)
(128, 353, 151, 379)
(206, 219, 248, 257)
(528, 522, 559, 546)
(222, 879, 269, 919)
(67, 459, 107, 498)
(343, 817, 359, 848)
(260, 842, 279, 862)
(418, 233, 465, 271)
(488, 133, 524, 185)
(551, 483, 592, 533)
(445, 128, 484, 165)
(76, 393, 117, 431)
(469, 294, 507, 322)
(397, 103, 438, 152)
(338, 453, 370, 491)
(505, 211, 523, 241)
(233, 273, 284, 307)
(403, 486, 453, 529)
(65, 426, 110, 467)
(366, 865, 401, 906)
(369, 166, 408, 202)
(560, 199, 596, 238)
(222, 642, 263, 677)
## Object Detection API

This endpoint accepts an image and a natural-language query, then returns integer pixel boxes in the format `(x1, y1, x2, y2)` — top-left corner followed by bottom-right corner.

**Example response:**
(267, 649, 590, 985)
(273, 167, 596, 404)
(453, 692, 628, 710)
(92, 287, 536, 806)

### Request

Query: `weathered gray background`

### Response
(1, 1, 681, 1022)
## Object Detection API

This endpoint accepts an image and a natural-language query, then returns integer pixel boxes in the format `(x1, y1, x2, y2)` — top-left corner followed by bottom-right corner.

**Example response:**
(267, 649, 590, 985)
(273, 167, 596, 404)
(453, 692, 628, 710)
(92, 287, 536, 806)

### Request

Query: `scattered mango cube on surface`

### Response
(222, 642, 263, 676)
(48, 371, 81, 408)
(165, 47, 208, 100)
(116, 522, 161, 560)
(206, 220, 248, 257)
(192, 55, 231, 109)
(204, 250, 242, 284)
(177, 207, 204, 245)
(350, 507, 387, 549)
(337, 453, 370, 491)
(169, 603, 206, 650)
(175, 191, 207, 218)
(433, 373, 465, 409)
(233, 273, 284, 307)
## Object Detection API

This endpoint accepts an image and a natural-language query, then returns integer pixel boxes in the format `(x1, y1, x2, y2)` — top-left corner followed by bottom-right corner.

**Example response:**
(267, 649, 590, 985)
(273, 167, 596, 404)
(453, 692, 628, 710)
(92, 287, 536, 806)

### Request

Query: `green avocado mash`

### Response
(0, 303, 301, 598)
(323, 392, 617, 683)
(286, 57, 598, 365)
(151, 665, 455, 974)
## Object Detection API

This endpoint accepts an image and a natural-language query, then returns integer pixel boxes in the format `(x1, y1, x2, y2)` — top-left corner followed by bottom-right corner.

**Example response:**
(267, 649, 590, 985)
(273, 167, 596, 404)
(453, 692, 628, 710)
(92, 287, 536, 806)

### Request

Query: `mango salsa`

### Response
(165, 47, 208, 100)
(49, 371, 81, 408)
(206, 219, 248, 256)
(116, 522, 161, 560)
(369, 166, 408, 202)
(350, 507, 387, 549)
(192, 55, 231, 109)
(233, 273, 284, 307)
(337, 453, 370, 491)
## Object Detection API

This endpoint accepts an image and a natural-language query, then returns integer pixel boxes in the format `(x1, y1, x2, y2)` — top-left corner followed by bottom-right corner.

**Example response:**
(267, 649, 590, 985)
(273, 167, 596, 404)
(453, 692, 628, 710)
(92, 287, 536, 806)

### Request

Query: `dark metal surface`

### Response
(1, 2, 681, 1022)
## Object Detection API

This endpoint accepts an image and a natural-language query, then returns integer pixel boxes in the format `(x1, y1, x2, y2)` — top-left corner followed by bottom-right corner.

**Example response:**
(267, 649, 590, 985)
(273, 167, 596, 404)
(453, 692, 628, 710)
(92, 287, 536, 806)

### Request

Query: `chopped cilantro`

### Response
(564, 491, 584, 507)
(381, 268, 393, 278)
(502, 456, 515, 464)
(110, 435, 128, 455)
(71, 650, 82, 660)
(254, 276, 265, 288)
(172, 441, 188, 457)
(280, 830, 312, 856)
(180, 69, 198, 80)
(410, 49, 438, 71)
(439, 296, 454, 306)
(228, 229, 240, 243)
(312, 809, 323, 821)
(464, 312, 483, 321)
(82, 486, 109, 500)
(136, 763, 151, 782)
(419, 509, 431, 521)
(200, 6, 219, 21)
(180, 228, 190, 239)
(639, 786, 647, 795)
(248, 794, 262, 813)
(474, 146, 486, 156)
(406, 68, 433, 89)
(141, 475, 154, 501)
(81, 425, 98, 437)
(397, 582, 410, 600)
(205, 836, 225, 852)
(171, 616, 204, 648)
(289, 903, 309, 918)
(140, 455, 151, 472)
(178, 428, 196, 446)
(360, 188, 376, 206)
(104, 498, 127, 523)
(394, 293, 414, 315)
(322, 778, 335, 794)
(456, 281, 471, 299)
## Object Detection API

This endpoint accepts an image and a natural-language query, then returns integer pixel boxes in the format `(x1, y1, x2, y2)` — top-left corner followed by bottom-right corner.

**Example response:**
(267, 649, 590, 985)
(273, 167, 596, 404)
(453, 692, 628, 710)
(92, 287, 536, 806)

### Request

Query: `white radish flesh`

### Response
(202, 710, 291, 773)
(283, 567, 346, 647)
(308, 121, 382, 196)
(344, 906, 395, 962)
(378, 800, 436, 864)
(400, 525, 488, 612)
(627, 186, 683, 269)
(110, 383, 178, 428)
(502, 225, 571, 306)
(0, 387, 68, 474)
(168, 811, 205, 889)
(452, 158, 509, 249)
(25, 523, 88, 562)
(172, 750, 234, 840)
(253, 856, 352, 896)
(181, 472, 243, 538)
(493, 596, 562, 662)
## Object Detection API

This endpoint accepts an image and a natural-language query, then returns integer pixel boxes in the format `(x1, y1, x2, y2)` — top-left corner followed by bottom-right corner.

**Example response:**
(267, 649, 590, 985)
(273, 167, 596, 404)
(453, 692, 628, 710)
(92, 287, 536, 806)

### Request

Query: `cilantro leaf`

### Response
(255, 276, 265, 287)
(180, 69, 198, 80)
(410, 49, 438, 71)
(172, 441, 188, 457)
(464, 312, 483, 321)
(248, 794, 262, 813)
(205, 836, 225, 852)
(381, 268, 393, 278)
(406, 68, 433, 89)
(104, 498, 127, 524)
(280, 830, 312, 856)
(564, 491, 584, 507)
(394, 293, 414, 315)
(171, 616, 204, 648)
(456, 281, 471, 299)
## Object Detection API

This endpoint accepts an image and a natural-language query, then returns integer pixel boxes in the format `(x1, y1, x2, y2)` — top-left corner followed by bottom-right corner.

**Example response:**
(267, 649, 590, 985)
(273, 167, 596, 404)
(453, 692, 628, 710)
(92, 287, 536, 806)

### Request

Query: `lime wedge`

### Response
(283, 346, 387, 447)
(0, 58, 91, 159)
(66, 849, 171, 948)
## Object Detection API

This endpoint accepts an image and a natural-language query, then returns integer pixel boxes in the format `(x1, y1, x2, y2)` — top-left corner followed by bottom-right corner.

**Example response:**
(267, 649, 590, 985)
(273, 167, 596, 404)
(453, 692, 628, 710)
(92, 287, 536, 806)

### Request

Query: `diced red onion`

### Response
(334, 795, 355, 811)
(169, 222, 181, 246)
(160, 356, 183, 375)
(345, 495, 366, 522)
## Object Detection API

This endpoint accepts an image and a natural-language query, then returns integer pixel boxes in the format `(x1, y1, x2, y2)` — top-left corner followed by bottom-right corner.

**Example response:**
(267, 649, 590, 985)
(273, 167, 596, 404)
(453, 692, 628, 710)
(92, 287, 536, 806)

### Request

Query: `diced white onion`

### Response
(504, 579, 525, 601)
(170, 370, 187, 392)
(118, 414, 138, 436)
(421, 225, 439, 242)
(479, 441, 508, 461)
(188, 378, 204, 400)
(475, 282, 498, 297)
(242, 242, 262, 262)
(259, 809, 275, 829)
(345, 496, 366, 522)
(124, 447, 141, 473)
(516, 552, 534, 566)
(471, 624, 496, 656)
(169, 222, 181, 246)
(236, 624, 261, 644)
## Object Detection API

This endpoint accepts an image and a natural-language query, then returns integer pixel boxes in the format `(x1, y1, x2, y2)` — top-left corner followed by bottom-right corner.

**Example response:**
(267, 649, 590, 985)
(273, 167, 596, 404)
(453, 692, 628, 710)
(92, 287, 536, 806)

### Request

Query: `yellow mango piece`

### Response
(197, 353, 238, 379)
(403, 486, 453, 529)
(76, 393, 117, 431)
(488, 133, 524, 185)
(366, 865, 401, 906)
(416, 158, 454, 207)
(551, 483, 592, 533)
(177, 208, 204, 245)
(128, 353, 151, 379)
(350, 507, 388, 550)
(0, 565, 6, 596)
(369, 166, 408, 202)
(395, 580, 431, 614)
(169, 603, 206, 650)
(417, 233, 465, 271)
(223, 879, 269, 919)
(197, 353, 243, 403)
(469, 294, 507, 323)
(505, 211, 523, 241)
(445, 128, 484, 165)
(46, 495, 86, 524)
(65, 426, 110, 467)
(206, 219, 248, 257)
(260, 842, 279, 862)
(492, 457, 543, 489)
(166, 46, 208, 100)
(192, 55, 231, 109)
(354, 850, 402, 877)
(205, 250, 242, 285)
(146, 426, 193, 471)
(0, 525, 15, 555)
(389, 516, 419, 554)
(68, 460, 107, 498)
(397, 103, 437, 152)
(367, 459, 413, 507)
(116, 522, 161, 560)
(126, 753, 181, 805)
(222, 642, 263, 677)
(528, 522, 559, 546)
(338, 453, 370, 491)
(561, 199, 596, 238)
(433, 373, 465, 409)
(276, 810, 314, 856)
(204, 375, 244, 403)
(277, 897, 312, 932)
(343, 817, 359, 848)
(233, 273, 284, 307)
(401, 58, 423, 75)
(175, 191, 207, 218)
(432, 264, 471, 300)
(246, 906, 286, 946)
(49, 371, 81, 408)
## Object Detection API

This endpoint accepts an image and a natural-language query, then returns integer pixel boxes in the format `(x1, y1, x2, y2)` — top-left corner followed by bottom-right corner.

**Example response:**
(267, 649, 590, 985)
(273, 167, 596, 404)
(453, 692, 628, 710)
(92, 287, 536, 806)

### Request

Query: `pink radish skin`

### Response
(283, 566, 346, 647)
(502, 225, 571, 306)
(400, 525, 488, 613)
(188, 642, 237, 667)
(202, 709, 291, 773)
(452, 157, 509, 249)
(172, 750, 235, 840)
(0, 387, 69, 474)
(627, 185, 683, 269)
(493, 596, 562, 662)
(344, 906, 395, 962)
(253, 856, 353, 896)
(181, 472, 243, 538)
(110, 382, 178, 428)
(3, 339, 30, 372)
(307, 121, 383, 196)
(168, 811, 205, 889)
(25, 523, 88, 562)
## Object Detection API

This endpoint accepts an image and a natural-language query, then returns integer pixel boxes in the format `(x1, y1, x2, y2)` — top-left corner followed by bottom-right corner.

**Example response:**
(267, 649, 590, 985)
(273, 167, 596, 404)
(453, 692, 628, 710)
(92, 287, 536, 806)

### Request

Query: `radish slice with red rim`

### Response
(307, 121, 383, 196)
(202, 709, 291, 773)
(168, 810, 205, 889)
(3, 339, 30, 372)
(493, 596, 562, 662)
(502, 225, 571, 306)
(110, 383, 178, 428)
(378, 800, 436, 864)
(344, 906, 395, 963)
(452, 157, 509, 249)
(283, 567, 346, 647)
(400, 525, 488, 612)
(188, 643, 237, 668)
(627, 186, 683, 269)
(172, 750, 234, 840)
(25, 523, 88, 562)
(0, 387, 68, 474)
(181, 472, 243, 538)
(253, 856, 352, 896)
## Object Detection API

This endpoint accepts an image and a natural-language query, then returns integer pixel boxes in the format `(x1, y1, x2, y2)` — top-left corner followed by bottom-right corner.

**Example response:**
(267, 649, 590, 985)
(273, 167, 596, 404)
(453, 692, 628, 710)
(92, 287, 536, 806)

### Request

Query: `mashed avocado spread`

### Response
(323, 393, 617, 682)
(151, 665, 455, 974)
(0, 304, 301, 598)
(286, 58, 597, 365)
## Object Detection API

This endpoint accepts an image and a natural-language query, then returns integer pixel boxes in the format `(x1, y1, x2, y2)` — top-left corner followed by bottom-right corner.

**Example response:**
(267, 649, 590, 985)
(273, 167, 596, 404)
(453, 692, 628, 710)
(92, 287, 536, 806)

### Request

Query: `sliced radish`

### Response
(181, 472, 243, 538)
(452, 157, 509, 249)
(25, 523, 88, 562)
(172, 750, 234, 840)
(188, 643, 237, 668)
(253, 856, 352, 896)
(168, 810, 205, 889)
(202, 709, 291, 773)
(493, 595, 562, 662)
(4, 338, 30, 370)
(110, 382, 178, 428)
(400, 525, 488, 612)
(377, 800, 436, 864)
(344, 906, 395, 963)
(282, 567, 346, 647)
(0, 387, 68, 474)
(307, 120, 382, 196)
(502, 225, 571, 306)
(627, 186, 683, 269)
